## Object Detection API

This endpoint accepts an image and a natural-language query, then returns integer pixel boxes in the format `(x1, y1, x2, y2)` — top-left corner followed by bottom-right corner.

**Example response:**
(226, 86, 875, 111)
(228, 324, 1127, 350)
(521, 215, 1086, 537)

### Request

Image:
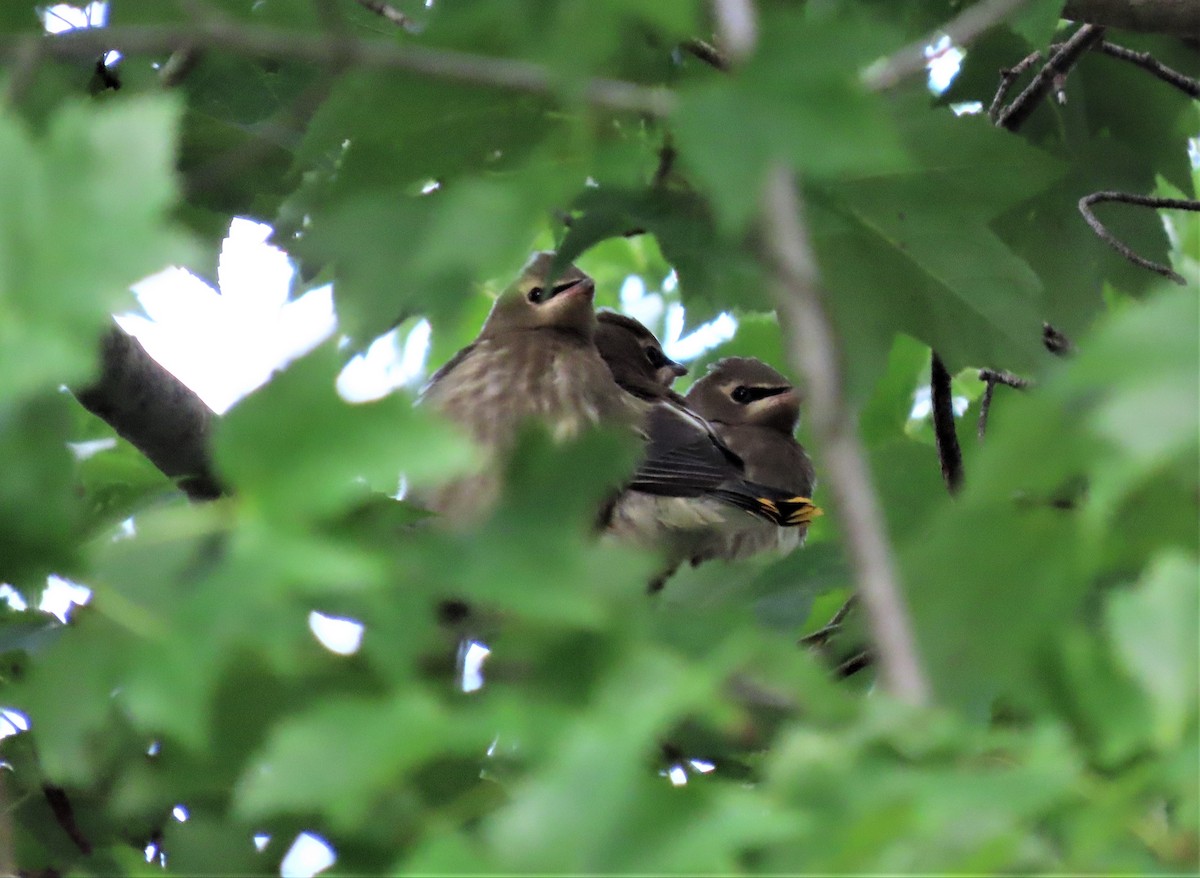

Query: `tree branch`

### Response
(977, 369, 1032, 440)
(1078, 192, 1200, 285)
(863, 0, 1033, 92)
(4, 23, 677, 117)
(996, 23, 1107, 131)
(1092, 39, 1200, 98)
(762, 164, 931, 708)
(1063, 0, 1200, 35)
(74, 326, 224, 501)
(988, 49, 1042, 123)
(353, 0, 420, 33)
(930, 353, 964, 495)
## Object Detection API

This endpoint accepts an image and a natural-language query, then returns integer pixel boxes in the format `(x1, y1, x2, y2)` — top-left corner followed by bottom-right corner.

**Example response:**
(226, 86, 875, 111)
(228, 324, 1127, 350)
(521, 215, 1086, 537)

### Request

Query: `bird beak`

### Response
(667, 359, 688, 378)
(548, 276, 595, 302)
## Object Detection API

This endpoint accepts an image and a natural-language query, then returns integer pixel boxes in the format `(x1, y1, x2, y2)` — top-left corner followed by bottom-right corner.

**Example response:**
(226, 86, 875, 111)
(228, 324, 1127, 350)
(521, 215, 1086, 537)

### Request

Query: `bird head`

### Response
(686, 357, 800, 434)
(595, 311, 688, 396)
(480, 251, 597, 340)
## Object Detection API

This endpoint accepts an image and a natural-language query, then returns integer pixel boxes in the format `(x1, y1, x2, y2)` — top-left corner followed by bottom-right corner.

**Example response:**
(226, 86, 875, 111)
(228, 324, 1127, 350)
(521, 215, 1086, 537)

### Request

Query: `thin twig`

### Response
(978, 368, 1032, 389)
(762, 163, 931, 708)
(836, 650, 872, 679)
(977, 369, 1031, 440)
(353, 0, 420, 33)
(987, 50, 1041, 123)
(1062, 0, 1200, 36)
(930, 353, 963, 495)
(996, 24, 1106, 131)
(798, 594, 858, 648)
(863, 0, 1032, 92)
(977, 378, 998, 441)
(680, 38, 729, 71)
(1093, 40, 1199, 98)
(43, 785, 91, 855)
(3, 23, 677, 118)
(1078, 192, 1200, 285)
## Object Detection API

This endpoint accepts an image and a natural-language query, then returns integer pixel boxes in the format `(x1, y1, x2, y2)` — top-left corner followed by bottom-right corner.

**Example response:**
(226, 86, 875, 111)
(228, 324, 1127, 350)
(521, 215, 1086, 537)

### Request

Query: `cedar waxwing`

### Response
(597, 316, 819, 583)
(595, 310, 689, 402)
(684, 357, 818, 560)
(419, 252, 645, 524)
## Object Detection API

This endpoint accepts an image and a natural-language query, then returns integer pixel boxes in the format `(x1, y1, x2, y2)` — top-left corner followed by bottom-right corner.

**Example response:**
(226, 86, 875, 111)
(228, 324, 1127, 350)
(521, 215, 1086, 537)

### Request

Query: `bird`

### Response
(594, 310, 688, 403)
(595, 315, 819, 585)
(418, 252, 644, 525)
(684, 357, 818, 561)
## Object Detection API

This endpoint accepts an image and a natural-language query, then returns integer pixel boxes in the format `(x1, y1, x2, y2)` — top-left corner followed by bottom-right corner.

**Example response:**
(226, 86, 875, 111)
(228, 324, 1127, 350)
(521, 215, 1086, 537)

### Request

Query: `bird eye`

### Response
(645, 347, 667, 368)
(527, 286, 544, 304)
(731, 386, 753, 404)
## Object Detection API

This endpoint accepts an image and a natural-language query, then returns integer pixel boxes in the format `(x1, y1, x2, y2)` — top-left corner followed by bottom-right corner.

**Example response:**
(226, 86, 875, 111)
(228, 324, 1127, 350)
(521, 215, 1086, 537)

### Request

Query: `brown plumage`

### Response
(595, 311, 688, 403)
(684, 357, 818, 560)
(419, 252, 644, 525)
(597, 316, 819, 582)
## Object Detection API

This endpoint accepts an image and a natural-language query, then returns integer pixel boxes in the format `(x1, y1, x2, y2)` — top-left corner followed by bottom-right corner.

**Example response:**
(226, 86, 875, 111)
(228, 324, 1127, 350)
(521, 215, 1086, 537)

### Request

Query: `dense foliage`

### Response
(0, 0, 1196, 873)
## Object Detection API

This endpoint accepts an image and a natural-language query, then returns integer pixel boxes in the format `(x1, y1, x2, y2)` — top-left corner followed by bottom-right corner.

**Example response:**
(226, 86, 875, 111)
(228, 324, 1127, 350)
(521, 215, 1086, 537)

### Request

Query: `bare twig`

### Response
(996, 24, 1106, 131)
(43, 785, 91, 855)
(799, 594, 858, 648)
(353, 0, 420, 33)
(930, 353, 964, 495)
(1062, 0, 1200, 36)
(978, 368, 1032, 390)
(863, 0, 1032, 92)
(762, 163, 931, 708)
(1078, 192, 1200, 286)
(836, 650, 872, 679)
(680, 38, 730, 71)
(1042, 323, 1074, 356)
(977, 368, 1032, 440)
(1092, 39, 1200, 97)
(977, 378, 999, 441)
(987, 50, 1041, 123)
(4, 23, 677, 117)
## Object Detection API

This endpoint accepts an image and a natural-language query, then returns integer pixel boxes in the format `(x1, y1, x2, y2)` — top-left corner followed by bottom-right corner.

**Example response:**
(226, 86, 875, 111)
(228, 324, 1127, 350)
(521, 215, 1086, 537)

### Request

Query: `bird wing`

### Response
(627, 402, 746, 497)
(629, 403, 822, 527)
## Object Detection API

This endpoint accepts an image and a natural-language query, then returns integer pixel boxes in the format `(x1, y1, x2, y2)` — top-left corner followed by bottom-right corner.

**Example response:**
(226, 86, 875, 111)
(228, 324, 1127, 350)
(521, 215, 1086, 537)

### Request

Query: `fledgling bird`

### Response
(419, 252, 644, 525)
(596, 316, 819, 583)
(595, 310, 688, 402)
(685, 357, 818, 560)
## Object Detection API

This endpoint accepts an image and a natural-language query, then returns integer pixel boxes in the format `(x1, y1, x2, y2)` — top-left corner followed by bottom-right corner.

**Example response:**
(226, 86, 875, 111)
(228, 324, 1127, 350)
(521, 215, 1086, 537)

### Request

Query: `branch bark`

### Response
(1078, 192, 1200, 285)
(74, 326, 224, 501)
(863, 0, 1032, 92)
(930, 353, 964, 495)
(4, 23, 676, 117)
(996, 24, 1107, 131)
(762, 164, 931, 708)
(1063, 0, 1200, 35)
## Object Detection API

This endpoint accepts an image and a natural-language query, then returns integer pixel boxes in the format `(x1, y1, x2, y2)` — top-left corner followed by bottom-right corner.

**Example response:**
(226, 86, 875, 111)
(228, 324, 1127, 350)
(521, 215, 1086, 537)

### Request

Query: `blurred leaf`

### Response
(1107, 553, 1199, 750)
(0, 95, 193, 400)
(215, 344, 477, 521)
(673, 7, 909, 231)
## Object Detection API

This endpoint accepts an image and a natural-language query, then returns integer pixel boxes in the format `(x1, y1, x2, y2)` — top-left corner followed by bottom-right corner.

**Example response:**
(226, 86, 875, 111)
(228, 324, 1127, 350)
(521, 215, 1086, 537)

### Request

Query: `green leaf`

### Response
(673, 7, 909, 231)
(0, 95, 193, 400)
(215, 344, 477, 521)
(1107, 553, 1199, 750)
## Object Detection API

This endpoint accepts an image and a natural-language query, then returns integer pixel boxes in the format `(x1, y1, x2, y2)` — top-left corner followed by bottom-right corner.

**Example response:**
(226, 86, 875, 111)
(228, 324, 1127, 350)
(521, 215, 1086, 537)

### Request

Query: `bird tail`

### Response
(714, 483, 823, 527)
